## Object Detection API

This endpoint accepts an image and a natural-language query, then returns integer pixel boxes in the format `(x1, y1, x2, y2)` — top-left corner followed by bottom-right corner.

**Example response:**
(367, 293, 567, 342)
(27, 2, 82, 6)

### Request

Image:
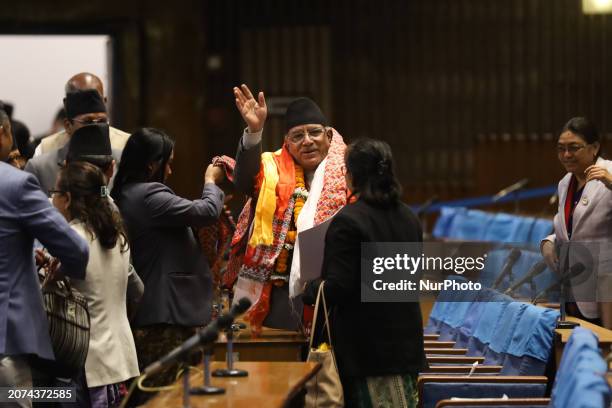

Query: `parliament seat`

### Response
(431, 327, 611, 408)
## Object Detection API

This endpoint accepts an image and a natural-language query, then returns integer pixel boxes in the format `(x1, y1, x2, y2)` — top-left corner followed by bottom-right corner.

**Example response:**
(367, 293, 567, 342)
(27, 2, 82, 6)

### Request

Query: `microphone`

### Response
(212, 298, 252, 378)
(143, 297, 252, 376)
(504, 260, 548, 296)
(492, 248, 522, 289)
(143, 323, 219, 376)
(531, 262, 585, 304)
(492, 178, 529, 202)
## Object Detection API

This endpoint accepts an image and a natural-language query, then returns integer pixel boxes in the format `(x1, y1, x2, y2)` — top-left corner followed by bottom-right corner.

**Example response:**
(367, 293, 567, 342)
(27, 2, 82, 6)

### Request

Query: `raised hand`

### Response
(585, 164, 612, 188)
(234, 84, 267, 133)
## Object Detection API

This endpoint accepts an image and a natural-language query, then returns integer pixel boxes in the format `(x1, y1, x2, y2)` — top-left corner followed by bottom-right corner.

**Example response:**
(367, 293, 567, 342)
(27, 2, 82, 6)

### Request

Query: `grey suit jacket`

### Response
(0, 162, 89, 360)
(25, 144, 122, 194)
(545, 157, 612, 316)
(116, 182, 224, 327)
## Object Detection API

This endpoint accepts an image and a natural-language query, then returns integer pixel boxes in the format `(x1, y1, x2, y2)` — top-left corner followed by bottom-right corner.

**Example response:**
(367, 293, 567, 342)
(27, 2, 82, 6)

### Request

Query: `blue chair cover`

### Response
(550, 327, 611, 408)
(508, 250, 545, 297)
(483, 302, 528, 365)
(483, 213, 521, 242)
(425, 276, 469, 335)
(512, 216, 536, 243)
(529, 218, 553, 245)
(467, 299, 511, 356)
(448, 209, 493, 240)
(478, 249, 511, 288)
(454, 289, 499, 348)
(421, 381, 547, 408)
(501, 305, 559, 375)
(433, 206, 462, 239)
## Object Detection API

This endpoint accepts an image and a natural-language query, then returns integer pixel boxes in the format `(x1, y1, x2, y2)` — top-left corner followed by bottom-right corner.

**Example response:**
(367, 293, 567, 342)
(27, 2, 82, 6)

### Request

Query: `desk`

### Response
(554, 316, 612, 366)
(145, 361, 320, 408)
(213, 327, 307, 362)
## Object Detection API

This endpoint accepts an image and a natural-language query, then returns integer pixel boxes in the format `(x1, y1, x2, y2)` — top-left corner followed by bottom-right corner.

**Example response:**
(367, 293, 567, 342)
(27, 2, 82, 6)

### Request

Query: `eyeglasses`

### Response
(556, 144, 587, 154)
(71, 117, 108, 125)
(48, 189, 66, 196)
(287, 127, 326, 144)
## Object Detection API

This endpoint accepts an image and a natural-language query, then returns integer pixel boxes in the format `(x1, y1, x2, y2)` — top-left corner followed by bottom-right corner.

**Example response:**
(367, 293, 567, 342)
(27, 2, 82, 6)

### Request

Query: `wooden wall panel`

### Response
(202, 0, 612, 217)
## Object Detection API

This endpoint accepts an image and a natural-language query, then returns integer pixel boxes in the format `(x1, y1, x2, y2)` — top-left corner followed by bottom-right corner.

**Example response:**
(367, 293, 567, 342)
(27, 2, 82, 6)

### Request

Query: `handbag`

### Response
(305, 281, 344, 408)
(41, 276, 90, 378)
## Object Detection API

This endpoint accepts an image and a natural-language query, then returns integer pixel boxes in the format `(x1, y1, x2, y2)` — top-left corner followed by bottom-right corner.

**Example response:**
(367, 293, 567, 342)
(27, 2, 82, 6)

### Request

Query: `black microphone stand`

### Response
(189, 343, 225, 395)
(212, 323, 248, 377)
(557, 278, 579, 329)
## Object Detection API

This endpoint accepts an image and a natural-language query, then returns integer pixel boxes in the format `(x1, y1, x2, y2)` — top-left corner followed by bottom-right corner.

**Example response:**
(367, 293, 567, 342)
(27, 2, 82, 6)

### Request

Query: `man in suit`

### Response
(0, 109, 89, 407)
(34, 72, 129, 156)
(25, 89, 121, 194)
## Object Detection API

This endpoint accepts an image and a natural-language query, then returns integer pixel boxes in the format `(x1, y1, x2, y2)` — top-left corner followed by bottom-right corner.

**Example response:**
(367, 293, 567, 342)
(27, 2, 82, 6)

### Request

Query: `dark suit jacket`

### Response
(25, 144, 123, 195)
(232, 139, 303, 330)
(116, 182, 224, 327)
(304, 199, 427, 379)
(0, 162, 89, 360)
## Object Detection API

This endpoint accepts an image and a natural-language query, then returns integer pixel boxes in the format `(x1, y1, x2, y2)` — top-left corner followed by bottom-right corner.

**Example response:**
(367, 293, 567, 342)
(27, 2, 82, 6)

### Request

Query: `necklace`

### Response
(273, 163, 308, 285)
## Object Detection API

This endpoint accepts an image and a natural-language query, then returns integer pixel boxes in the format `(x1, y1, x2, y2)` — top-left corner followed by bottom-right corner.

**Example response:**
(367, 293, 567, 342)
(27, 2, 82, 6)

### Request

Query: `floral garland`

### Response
(272, 163, 308, 286)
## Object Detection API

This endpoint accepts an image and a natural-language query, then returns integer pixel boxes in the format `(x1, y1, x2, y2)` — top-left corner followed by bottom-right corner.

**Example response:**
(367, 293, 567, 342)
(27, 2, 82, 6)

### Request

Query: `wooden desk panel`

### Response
(145, 361, 320, 408)
(554, 316, 612, 344)
(214, 327, 307, 362)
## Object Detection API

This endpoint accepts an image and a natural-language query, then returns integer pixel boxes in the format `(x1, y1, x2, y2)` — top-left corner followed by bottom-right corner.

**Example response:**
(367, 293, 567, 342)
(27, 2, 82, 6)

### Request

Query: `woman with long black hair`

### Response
(111, 127, 225, 387)
(52, 161, 139, 406)
(304, 138, 426, 408)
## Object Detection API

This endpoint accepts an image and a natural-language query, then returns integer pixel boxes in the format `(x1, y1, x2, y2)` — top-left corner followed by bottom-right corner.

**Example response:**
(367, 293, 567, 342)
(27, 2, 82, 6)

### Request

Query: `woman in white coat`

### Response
(52, 161, 140, 407)
(541, 117, 612, 327)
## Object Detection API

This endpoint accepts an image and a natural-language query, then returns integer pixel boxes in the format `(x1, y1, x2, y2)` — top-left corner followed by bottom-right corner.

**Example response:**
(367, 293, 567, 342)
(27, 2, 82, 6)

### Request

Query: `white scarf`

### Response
(289, 157, 327, 298)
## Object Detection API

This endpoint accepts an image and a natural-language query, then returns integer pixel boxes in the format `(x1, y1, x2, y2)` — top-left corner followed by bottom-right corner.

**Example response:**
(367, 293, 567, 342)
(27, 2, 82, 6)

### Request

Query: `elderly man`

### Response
(0, 109, 89, 408)
(229, 84, 349, 334)
(25, 89, 121, 194)
(34, 72, 129, 156)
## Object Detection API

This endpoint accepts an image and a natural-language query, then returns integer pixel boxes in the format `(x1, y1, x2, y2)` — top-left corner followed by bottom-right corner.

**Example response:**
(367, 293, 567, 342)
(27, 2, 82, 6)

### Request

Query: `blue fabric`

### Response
(550, 327, 611, 408)
(433, 206, 462, 238)
(506, 305, 559, 362)
(512, 216, 536, 243)
(421, 382, 547, 408)
(468, 300, 510, 355)
(455, 290, 498, 348)
(509, 251, 546, 297)
(483, 213, 524, 243)
(479, 249, 511, 288)
(501, 354, 547, 376)
(529, 218, 553, 245)
(448, 209, 493, 240)
(483, 302, 528, 364)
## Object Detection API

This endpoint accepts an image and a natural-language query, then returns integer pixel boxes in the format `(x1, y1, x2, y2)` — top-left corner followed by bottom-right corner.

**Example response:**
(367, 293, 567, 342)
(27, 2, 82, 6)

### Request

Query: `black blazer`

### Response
(117, 182, 224, 327)
(304, 199, 427, 378)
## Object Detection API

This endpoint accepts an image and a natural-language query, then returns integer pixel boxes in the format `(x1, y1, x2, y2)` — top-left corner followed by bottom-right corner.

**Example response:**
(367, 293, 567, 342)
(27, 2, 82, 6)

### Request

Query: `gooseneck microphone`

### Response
(531, 262, 585, 304)
(212, 297, 253, 378)
(492, 248, 522, 289)
(143, 297, 252, 377)
(492, 178, 529, 202)
(504, 260, 548, 296)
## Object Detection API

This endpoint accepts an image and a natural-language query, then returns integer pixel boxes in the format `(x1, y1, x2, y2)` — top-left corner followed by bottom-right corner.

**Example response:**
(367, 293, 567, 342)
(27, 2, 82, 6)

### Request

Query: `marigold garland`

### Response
(272, 164, 307, 286)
